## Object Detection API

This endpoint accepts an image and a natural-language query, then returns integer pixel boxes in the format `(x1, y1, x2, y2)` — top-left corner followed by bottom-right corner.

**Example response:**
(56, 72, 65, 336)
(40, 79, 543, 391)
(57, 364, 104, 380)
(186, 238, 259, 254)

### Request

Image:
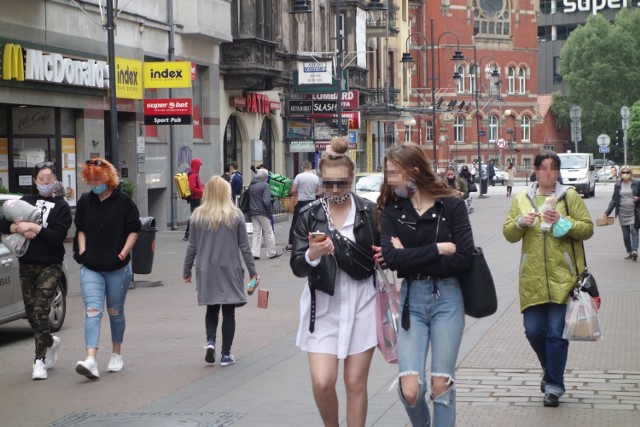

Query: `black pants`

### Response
(205, 304, 236, 356)
(288, 199, 315, 245)
(184, 197, 201, 238)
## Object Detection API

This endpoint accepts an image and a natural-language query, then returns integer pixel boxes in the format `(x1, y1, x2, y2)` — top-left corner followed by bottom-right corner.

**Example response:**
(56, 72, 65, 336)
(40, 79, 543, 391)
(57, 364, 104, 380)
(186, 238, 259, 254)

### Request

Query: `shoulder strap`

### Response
(564, 191, 589, 274)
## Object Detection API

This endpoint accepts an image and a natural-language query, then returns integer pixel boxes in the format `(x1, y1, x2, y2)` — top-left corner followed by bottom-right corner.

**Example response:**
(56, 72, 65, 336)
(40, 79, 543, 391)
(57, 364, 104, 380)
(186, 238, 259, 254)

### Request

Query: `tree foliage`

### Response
(552, 9, 640, 163)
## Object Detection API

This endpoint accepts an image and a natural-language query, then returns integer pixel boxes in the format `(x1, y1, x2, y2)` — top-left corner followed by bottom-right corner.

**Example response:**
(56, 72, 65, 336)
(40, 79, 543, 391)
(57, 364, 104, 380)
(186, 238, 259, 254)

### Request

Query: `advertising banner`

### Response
(144, 98, 192, 125)
(115, 57, 143, 99)
(297, 61, 332, 85)
(143, 61, 192, 88)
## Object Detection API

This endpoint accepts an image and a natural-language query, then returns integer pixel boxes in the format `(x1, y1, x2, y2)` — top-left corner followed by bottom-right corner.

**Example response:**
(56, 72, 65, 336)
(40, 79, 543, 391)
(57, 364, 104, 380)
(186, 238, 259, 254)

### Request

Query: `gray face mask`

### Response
(36, 182, 57, 197)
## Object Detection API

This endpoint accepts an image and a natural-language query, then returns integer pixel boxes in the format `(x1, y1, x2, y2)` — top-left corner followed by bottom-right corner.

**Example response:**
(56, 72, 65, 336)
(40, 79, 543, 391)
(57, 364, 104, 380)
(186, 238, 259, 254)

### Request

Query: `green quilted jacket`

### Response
(503, 183, 594, 312)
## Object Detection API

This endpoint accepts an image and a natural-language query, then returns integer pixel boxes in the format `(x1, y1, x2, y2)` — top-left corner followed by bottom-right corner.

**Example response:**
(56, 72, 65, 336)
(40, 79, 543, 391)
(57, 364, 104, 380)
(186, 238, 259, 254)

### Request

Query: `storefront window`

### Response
(260, 117, 274, 169)
(223, 115, 241, 167)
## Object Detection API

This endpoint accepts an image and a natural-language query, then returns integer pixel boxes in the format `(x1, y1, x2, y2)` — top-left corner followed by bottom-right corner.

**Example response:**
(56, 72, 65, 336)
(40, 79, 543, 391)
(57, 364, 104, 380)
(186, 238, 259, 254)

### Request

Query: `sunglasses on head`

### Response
(86, 159, 105, 166)
(322, 179, 350, 188)
(35, 161, 55, 169)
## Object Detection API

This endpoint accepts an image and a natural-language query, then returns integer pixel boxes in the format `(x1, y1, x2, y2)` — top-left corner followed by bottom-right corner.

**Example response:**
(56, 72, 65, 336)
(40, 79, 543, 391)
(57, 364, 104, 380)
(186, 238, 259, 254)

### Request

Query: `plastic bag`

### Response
(465, 197, 474, 215)
(562, 290, 602, 341)
(375, 264, 400, 364)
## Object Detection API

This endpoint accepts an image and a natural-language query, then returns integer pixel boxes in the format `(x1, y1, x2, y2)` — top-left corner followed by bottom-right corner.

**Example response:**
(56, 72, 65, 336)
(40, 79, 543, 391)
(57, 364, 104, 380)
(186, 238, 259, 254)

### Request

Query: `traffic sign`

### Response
(496, 138, 506, 148)
(478, 130, 486, 136)
(599, 146, 610, 153)
(596, 134, 610, 147)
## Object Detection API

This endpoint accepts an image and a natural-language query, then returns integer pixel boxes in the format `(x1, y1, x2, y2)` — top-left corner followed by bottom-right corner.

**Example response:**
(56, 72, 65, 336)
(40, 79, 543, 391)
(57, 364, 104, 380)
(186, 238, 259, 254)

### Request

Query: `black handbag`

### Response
(467, 180, 478, 193)
(458, 247, 498, 318)
(442, 201, 497, 318)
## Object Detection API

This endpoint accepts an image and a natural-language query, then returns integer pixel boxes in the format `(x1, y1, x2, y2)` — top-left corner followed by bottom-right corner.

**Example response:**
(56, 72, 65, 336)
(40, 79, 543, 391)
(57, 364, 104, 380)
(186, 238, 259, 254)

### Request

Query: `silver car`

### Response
(0, 195, 68, 332)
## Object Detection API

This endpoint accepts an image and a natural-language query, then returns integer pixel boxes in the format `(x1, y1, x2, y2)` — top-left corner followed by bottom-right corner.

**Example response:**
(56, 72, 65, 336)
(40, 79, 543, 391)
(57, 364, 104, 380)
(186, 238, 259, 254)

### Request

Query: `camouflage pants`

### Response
(20, 263, 63, 361)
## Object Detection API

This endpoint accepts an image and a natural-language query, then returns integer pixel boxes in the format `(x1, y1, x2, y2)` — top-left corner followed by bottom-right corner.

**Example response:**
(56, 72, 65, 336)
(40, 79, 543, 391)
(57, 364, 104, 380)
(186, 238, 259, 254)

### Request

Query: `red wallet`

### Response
(257, 289, 269, 309)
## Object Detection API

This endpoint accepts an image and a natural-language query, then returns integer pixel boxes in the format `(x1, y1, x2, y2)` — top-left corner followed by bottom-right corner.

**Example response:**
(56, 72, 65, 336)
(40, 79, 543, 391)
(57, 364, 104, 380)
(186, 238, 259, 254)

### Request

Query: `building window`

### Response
(521, 116, 531, 142)
(518, 67, 526, 94)
(469, 65, 477, 94)
(426, 120, 433, 143)
(507, 67, 515, 94)
(473, 0, 510, 37)
(489, 114, 499, 142)
(454, 116, 465, 143)
(456, 65, 465, 93)
(553, 57, 563, 83)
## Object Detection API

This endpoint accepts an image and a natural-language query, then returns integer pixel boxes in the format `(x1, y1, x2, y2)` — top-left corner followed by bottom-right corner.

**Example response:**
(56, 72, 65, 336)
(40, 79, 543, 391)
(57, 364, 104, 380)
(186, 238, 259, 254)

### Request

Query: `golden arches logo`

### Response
(2, 43, 25, 81)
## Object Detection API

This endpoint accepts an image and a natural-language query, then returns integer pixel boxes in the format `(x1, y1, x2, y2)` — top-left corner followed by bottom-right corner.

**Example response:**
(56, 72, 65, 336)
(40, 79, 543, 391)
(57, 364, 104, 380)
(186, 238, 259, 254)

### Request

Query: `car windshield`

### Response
(560, 155, 587, 169)
(356, 175, 383, 191)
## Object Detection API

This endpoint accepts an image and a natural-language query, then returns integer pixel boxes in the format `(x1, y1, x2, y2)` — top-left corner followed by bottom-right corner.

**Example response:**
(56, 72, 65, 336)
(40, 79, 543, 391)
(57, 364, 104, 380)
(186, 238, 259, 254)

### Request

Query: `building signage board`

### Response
(297, 61, 332, 85)
(289, 140, 316, 153)
(287, 120, 312, 138)
(315, 141, 357, 151)
(143, 61, 192, 88)
(144, 98, 192, 125)
(309, 90, 359, 109)
(288, 100, 313, 115)
(563, 0, 636, 15)
(311, 111, 360, 129)
(115, 57, 143, 99)
(292, 70, 348, 93)
(229, 92, 276, 115)
(12, 107, 56, 135)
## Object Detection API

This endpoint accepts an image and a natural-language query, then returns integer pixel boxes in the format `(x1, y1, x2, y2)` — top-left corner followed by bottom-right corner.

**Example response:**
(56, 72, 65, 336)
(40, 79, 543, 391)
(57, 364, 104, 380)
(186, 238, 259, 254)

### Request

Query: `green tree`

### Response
(629, 101, 640, 165)
(552, 9, 640, 162)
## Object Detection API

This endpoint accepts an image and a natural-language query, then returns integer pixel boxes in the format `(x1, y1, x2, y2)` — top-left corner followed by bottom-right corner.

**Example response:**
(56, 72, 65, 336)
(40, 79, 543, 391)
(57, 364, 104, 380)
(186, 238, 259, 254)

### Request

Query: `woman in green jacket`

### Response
(503, 150, 593, 408)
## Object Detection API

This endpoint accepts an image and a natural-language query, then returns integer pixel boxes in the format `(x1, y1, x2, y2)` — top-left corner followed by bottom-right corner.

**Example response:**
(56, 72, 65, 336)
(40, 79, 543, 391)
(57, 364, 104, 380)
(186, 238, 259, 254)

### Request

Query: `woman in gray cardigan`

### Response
(183, 176, 259, 366)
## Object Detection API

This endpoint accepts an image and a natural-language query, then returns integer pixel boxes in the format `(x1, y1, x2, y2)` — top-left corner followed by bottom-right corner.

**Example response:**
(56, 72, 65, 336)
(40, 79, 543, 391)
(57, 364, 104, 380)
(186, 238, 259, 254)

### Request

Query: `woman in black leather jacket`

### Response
(289, 137, 379, 427)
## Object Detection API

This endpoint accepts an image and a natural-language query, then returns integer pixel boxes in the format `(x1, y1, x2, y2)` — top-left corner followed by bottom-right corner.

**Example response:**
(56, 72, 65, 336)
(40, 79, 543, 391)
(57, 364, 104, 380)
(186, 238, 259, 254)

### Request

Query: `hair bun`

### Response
(330, 137, 348, 155)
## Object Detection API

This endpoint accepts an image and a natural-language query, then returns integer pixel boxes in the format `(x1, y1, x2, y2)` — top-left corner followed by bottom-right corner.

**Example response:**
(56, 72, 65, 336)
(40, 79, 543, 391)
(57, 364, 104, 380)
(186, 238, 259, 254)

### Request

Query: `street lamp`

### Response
(402, 18, 467, 169)
(453, 46, 501, 198)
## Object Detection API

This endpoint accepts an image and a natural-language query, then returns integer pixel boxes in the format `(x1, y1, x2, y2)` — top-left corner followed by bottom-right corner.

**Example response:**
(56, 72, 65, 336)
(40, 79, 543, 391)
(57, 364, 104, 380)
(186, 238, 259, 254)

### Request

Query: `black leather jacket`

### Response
(290, 194, 380, 332)
(290, 194, 380, 294)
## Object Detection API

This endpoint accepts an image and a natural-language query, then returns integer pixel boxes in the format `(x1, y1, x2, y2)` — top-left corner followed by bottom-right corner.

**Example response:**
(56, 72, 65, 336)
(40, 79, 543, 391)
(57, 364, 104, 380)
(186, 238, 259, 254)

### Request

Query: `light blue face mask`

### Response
(91, 183, 107, 195)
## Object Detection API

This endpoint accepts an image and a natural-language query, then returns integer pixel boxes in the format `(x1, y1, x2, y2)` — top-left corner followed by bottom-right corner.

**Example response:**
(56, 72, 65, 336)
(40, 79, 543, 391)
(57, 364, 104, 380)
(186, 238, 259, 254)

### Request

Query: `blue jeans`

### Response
(397, 277, 465, 427)
(80, 264, 132, 349)
(522, 303, 568, 397)
(620, 224, 639, 253)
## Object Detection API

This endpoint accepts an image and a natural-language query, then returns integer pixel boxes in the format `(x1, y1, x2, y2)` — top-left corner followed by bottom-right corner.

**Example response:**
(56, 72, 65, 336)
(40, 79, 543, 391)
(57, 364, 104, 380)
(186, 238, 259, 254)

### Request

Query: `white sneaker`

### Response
(76, 357, 100, 380)
(107, 353, 124, 372)
(32, 359, 47, 380)
(44, 336, 61, 369)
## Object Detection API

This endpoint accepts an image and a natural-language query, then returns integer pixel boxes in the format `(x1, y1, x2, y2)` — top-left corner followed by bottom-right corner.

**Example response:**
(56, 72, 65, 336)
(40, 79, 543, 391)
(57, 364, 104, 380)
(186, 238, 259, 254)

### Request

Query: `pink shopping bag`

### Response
(375, 264, 400, 364)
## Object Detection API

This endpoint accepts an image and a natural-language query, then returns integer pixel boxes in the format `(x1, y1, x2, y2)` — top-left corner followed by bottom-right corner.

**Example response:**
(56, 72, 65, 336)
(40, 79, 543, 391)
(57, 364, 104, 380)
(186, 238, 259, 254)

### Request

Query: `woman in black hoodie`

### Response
(0, 162, 72, 380)
(73, 158, 141, 380)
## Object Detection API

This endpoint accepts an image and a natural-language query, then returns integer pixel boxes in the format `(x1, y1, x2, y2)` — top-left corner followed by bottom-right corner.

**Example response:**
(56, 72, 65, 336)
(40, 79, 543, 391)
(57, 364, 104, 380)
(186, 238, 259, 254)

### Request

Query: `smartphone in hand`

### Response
(311, 231, 327, 242)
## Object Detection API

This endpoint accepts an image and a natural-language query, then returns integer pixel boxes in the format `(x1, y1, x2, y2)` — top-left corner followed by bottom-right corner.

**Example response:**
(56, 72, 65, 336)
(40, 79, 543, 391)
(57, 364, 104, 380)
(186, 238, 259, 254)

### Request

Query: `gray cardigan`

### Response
(183, 210, 257, 306)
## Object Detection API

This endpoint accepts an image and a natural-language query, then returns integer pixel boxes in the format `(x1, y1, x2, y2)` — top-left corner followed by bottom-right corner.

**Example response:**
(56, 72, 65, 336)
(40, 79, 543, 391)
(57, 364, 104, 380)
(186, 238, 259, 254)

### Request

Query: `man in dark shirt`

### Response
(230, 161, 243, 205)
(222, 163, 231, 183)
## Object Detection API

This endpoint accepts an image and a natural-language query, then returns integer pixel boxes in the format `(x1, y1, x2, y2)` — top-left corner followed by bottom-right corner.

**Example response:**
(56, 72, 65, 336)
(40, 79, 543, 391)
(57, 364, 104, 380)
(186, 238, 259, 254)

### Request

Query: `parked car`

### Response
(593, 159, 617, 169)
(0, 194, 68, 331)
(474, 165, 508, 185)
(595, 165, 618, 182)
(355, 173, 383, 203)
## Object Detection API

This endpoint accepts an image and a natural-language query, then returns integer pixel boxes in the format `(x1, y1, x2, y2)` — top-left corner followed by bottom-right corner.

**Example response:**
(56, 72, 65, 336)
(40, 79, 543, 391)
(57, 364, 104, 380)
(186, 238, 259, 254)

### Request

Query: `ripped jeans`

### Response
(80, 264, 131, 349)
(397, 277, 465, 427)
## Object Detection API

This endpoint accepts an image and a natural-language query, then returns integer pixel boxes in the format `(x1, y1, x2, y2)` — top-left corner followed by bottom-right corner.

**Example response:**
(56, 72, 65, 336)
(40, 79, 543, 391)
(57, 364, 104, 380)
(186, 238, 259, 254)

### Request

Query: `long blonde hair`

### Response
(191, 176, 240, 230)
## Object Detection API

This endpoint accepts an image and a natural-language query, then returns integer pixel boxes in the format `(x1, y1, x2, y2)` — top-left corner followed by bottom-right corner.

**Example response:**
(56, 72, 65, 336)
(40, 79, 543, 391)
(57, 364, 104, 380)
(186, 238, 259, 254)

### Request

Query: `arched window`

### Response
(508, 66, 515, 94)
(474, 0, 511, 36)
(468, 65, 477, 94)
(518, 67, 526, 94)
(426, 120, 433, 143)
(521, 116, 531, 142)
(456, 65, 465, 93)
(454, 116, 465, 143)
(489, 114, 499, 142)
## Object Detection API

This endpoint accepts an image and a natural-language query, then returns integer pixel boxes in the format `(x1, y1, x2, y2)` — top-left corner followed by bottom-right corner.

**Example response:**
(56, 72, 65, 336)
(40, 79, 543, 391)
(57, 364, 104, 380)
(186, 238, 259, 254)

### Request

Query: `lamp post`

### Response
(401, 20, 438, 166)
(453, 46, 500, 198)
(106, 0, 118, 167)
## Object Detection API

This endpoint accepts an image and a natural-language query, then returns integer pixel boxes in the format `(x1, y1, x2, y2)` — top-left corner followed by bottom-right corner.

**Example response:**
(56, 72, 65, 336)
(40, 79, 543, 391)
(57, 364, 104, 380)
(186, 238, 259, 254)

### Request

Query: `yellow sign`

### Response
(2, 43, 25, 81)
(115, 57, 143, 99)
(143, 61, 191, 88)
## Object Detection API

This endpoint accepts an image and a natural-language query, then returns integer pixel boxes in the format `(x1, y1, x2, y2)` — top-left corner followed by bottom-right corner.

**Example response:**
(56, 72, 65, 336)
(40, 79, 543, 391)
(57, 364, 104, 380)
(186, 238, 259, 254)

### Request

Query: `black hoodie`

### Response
(73, 185, 141, 271)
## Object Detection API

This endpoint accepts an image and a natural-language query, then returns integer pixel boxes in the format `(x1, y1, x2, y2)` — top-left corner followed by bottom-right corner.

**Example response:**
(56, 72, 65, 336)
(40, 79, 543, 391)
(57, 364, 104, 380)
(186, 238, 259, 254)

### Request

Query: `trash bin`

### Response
(131, 217, 157, 274)
(480, 177, 488, 195)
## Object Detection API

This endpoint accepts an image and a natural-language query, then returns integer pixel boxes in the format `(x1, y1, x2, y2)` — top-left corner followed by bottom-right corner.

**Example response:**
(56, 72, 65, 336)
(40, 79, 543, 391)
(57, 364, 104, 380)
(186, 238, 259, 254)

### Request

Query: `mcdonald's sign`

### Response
(2, 43, 25, 81)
